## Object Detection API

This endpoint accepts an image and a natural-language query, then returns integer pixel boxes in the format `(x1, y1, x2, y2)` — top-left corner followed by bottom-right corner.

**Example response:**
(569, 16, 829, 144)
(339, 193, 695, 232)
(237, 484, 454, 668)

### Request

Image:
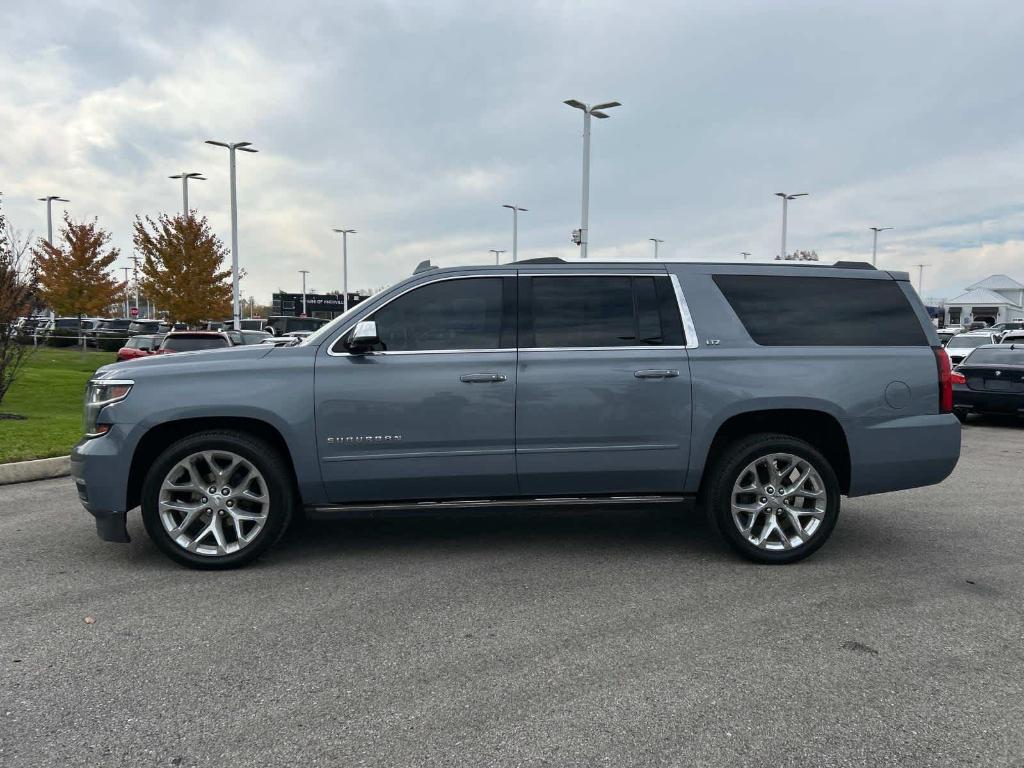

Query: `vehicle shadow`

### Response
(269, 503, 723, 564)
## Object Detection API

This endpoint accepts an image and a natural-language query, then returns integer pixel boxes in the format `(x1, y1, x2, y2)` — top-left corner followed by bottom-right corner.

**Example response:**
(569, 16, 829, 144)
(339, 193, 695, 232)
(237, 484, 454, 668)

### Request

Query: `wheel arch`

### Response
(696, 409, 852, 496)
(126, 417, 299, 511)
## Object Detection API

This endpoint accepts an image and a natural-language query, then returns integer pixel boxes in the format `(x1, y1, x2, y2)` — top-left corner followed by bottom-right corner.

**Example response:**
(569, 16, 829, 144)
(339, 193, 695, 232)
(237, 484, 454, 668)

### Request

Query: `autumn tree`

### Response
(31, 215, 124, 318)
(133, 213, 232, 326)
(0, 196, 36, 405)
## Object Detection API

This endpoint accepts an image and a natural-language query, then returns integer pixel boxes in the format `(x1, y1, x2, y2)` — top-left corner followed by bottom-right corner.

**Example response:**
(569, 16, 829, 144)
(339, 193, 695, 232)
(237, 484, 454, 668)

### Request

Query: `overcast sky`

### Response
(2, 0, 1023, 303)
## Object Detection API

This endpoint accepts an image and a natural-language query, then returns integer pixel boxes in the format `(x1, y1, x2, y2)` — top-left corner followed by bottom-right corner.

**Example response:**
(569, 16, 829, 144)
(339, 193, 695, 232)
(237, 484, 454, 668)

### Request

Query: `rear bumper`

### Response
(954, 387, 1024, 415)
(846, 413, 961, 497)
(70, 424, 136, 543)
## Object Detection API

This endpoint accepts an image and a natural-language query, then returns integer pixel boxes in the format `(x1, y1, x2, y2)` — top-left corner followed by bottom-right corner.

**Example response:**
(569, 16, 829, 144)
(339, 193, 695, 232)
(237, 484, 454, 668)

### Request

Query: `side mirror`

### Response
(347, 320, 379, 352)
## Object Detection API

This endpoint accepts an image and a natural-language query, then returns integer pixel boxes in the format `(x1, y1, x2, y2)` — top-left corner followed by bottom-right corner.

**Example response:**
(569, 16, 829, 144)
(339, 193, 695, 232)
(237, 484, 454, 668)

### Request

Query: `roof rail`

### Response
(515, 257, 566, 264)
(413, 260, 438, 275)
(832, 261, 876, 270)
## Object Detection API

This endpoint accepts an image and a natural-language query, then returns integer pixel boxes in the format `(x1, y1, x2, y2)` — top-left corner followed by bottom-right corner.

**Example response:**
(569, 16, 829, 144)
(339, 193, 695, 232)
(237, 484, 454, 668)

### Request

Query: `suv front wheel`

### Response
(141, 430, 295, 569)
(704, 433, 840, 564)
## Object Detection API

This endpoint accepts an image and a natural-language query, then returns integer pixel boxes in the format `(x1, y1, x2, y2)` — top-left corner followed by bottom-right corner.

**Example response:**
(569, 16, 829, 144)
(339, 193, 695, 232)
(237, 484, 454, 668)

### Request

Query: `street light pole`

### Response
(37, 196, 69, 245)
(332, 228, 357, 311)
(206, 140, 258, 330)
(564, 99, 621, 259)
(774, 192, 808, 259)
(489, 249, 506, 265)
(648, 238, 664, 259)
(740, 252, 751, 261)
(120, 267, 131, 317)
(501, 204, 527, 261)
(169, 172, 206, 217)
(299, 270, 310, 316)
(914, 264, 929, 296)
(870, 226, 894, 266)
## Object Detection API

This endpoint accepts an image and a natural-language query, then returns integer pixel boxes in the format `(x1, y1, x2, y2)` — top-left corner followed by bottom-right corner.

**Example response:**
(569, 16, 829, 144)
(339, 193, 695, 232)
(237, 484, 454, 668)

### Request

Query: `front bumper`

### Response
(954, 386, 1024, 416)
(70, 424, 136, 543)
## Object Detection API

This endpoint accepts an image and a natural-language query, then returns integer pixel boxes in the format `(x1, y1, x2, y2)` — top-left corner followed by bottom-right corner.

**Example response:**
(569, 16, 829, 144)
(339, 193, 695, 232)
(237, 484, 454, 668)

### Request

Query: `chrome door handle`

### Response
(460, 373, 507, 383)
(634, 369, 680, 379)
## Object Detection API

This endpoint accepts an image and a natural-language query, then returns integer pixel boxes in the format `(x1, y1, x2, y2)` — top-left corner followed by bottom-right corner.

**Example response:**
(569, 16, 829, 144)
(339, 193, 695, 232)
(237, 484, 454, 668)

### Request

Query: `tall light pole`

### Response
(37, 196, 69, 245)
(299, 270, 310, 316)
(775, 192, 808, 260)
(564, 99, 621, 259)
(332, 228, 356, 311)
(501, 204, 527, 262)
(206, 140, 258, 330)
(740, 252, 751, 261)
(648, 238, 664, 259)
(120, 267, 131, 318)
(914, 264, 929, 296)
(169, 172, 206, 217)
(489, 249, 506, 265)
(870, 226, 893, 266)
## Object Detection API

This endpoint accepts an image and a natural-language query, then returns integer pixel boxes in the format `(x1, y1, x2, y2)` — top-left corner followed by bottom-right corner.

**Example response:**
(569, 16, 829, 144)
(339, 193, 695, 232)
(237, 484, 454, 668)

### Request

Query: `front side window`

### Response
(359, 277, 508, 352)
(522, 275, 684, 348)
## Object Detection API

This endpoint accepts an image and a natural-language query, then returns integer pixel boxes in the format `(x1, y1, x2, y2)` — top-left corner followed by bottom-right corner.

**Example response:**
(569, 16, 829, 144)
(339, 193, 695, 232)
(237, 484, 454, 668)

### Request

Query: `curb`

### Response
(0, 455, 71, 486)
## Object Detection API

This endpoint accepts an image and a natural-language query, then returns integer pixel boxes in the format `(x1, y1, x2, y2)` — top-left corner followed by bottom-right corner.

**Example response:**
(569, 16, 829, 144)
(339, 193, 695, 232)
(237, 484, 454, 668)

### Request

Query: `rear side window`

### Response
(522, 275, 684, 348)
(713, 275, 928, 346)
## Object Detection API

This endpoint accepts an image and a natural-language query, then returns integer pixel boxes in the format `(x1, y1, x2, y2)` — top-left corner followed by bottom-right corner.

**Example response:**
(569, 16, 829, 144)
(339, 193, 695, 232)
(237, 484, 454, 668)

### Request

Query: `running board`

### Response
(306, 494, 692, 519)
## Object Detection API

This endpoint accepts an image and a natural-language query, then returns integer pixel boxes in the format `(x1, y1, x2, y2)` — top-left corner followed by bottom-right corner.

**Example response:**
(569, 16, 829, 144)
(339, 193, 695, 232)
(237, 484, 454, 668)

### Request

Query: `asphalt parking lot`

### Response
(1, 423, 1022, 768)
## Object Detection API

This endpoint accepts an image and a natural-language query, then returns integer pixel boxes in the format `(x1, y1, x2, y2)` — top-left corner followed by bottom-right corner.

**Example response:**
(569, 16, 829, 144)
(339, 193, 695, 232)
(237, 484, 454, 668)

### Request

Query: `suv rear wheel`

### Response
(141, 430, 295, 569)
(704, 433, 840, 564)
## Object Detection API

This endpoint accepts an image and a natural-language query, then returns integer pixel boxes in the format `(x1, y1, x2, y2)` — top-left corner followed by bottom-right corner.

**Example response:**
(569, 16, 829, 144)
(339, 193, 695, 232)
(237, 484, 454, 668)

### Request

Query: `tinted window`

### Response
(55, 319, 80, 329)
(965, 348, 1024, 365)
(713, 275, 928, 346)
(162, 336, 229, 351)
(525, 276, 684, 348)
(99, 320, 132, 331)
(367, 277, 506, 352)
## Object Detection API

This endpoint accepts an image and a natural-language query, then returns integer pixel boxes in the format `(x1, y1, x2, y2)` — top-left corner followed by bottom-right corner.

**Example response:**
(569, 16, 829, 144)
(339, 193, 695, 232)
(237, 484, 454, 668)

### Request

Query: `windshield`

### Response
(964, 348, 1024, 365)
(299, 301, 373, 347)
(55, 318, 81, 329)
(162, 336, 228, 352)
(947, 336, 992, 349)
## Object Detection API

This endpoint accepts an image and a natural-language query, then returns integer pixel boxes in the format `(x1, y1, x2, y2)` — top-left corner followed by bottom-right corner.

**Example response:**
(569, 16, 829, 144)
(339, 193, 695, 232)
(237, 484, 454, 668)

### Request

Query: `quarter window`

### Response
(523, 275, 684, 348)
(363, 277, 508, 352)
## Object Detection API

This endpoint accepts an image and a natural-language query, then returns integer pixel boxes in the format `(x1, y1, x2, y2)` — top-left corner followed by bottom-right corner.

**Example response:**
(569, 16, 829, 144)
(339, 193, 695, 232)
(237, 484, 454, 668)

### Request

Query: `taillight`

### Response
(935, 346, 953, 413)
(950, 371, 966, 385)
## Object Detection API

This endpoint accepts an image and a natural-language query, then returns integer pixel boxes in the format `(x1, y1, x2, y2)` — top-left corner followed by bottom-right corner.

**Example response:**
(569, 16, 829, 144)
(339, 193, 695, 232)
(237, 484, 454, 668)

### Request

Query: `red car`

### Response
(153, 331, 235, 355)
(115, 334, 163, 362)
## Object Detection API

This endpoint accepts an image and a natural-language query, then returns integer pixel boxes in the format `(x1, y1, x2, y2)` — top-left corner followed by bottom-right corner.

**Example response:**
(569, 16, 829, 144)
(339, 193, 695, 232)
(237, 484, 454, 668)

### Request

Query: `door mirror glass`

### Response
(347, 320, 379, 351)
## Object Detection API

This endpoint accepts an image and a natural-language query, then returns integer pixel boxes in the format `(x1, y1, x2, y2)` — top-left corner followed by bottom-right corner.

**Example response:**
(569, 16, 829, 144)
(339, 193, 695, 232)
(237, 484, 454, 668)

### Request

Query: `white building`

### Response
(945, 275, 1024, 326)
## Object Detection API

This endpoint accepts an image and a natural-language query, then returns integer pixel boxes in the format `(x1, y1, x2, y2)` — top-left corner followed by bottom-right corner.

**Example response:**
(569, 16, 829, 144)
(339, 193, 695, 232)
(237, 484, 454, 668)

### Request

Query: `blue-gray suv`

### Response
(72, 259, 961, 568)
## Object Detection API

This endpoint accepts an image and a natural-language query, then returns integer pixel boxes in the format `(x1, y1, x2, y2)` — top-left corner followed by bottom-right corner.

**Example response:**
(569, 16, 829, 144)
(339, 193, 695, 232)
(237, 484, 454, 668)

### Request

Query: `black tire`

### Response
(954, 409, 969, 424)
(141, 430, 295, 569)
(703, 433, 840, 564)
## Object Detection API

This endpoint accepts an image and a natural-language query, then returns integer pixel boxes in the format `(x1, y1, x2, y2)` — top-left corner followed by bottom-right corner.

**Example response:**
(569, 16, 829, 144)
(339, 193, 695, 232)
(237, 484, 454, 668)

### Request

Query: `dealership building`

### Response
(271, 292, 368, 320)
(944, 275, 1024, 326)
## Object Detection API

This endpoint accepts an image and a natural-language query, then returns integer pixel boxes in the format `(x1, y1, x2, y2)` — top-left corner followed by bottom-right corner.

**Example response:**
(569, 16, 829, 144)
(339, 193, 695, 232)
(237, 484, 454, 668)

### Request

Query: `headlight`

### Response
(83, 379, 134, 438)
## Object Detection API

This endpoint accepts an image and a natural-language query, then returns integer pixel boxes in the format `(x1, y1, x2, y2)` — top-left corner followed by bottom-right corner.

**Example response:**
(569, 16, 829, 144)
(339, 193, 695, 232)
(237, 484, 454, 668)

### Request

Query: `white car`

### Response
(945, 332, 999, 366)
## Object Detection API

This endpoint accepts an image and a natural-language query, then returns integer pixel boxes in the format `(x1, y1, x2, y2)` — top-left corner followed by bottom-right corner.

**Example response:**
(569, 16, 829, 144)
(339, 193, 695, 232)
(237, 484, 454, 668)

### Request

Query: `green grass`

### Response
(0, 347, 116, 463)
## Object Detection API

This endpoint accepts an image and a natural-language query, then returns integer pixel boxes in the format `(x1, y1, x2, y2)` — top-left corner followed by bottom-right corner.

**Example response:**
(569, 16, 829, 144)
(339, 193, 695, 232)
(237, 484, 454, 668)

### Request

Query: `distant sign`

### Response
(130, 307, 139, 317)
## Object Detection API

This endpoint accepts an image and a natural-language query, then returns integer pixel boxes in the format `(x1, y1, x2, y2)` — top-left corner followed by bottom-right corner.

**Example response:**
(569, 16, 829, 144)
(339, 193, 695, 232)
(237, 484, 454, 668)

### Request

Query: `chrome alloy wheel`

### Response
(158, 450, 270, 557)
(730, 452, 826, 552)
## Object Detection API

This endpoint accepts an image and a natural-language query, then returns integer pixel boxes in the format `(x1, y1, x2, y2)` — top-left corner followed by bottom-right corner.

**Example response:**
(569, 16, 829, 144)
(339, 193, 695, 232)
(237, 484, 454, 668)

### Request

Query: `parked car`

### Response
(1001, 331, 1024, 345)
(225, 329, 273, 345)
(154, 331, 234, 355)
(944, 332, 999, 366)
(89, 318, 134, 349)
(128, 319, 171, 336)
(952, 344, 1024, 422)
(73, 258, 960, 569)
(264, 315, 328, 336)
(936, 329, 958, 346)
(116, 334, 164, 362)
(986, 321, 1024, 335)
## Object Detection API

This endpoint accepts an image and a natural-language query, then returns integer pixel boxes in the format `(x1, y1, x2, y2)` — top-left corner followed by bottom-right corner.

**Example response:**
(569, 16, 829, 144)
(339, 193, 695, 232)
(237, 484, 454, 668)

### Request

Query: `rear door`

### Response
(515, 271, 692, 496)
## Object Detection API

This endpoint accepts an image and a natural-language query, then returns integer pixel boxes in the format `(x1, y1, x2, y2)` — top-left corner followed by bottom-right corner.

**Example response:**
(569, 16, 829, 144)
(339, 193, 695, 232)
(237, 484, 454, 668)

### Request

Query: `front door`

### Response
(315, 275, 518, 503)
(515, 272, 692, 496)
